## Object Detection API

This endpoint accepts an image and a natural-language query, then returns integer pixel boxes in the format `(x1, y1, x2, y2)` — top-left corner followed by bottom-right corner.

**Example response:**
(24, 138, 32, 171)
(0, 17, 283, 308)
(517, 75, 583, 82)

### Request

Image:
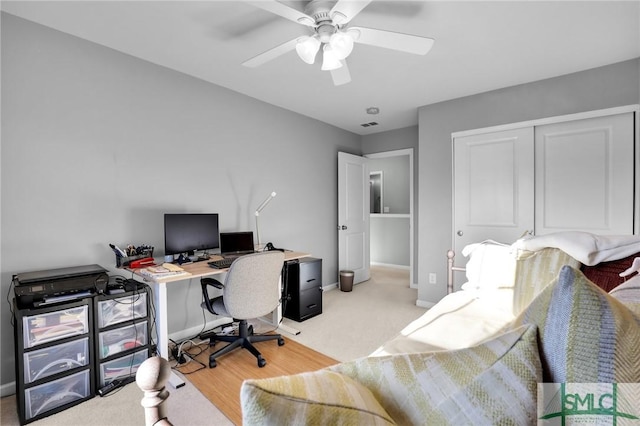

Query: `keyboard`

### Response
(208, 258, 234, 269)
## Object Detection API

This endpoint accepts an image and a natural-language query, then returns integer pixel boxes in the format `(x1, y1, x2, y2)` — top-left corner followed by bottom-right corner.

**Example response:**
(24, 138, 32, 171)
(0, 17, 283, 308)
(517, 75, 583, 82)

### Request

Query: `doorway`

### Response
(365, 149, 415, 287)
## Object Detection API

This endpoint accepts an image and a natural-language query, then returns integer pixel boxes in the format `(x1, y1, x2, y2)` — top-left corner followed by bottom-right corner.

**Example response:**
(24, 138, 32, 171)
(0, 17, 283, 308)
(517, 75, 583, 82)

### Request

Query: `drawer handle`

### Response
(307, 304, 317, 309)
(306, 278, 316, 283)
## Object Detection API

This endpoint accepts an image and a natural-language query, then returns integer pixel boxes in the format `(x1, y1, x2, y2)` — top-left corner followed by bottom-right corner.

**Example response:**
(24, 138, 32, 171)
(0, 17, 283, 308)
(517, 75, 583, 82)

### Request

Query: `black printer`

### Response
(14, 264, 108, 308)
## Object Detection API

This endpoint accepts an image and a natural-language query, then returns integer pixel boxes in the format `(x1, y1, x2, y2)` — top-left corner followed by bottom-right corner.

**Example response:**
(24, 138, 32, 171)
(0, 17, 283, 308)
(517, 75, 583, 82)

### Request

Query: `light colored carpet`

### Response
(282, 265, 426, 362)
(1, 266, 427, 425)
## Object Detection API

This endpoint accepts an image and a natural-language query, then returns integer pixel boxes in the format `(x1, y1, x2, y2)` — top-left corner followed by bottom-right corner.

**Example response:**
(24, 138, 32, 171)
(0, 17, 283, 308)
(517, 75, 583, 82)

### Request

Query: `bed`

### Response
(373, 232, 640, 356)
(240, 231, 640, 425)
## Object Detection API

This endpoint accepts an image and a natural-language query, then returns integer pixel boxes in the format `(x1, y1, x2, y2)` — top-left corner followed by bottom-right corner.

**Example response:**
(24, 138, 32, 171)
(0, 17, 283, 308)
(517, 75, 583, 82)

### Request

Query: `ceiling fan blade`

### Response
(331, 60, 351, 86)
(242, 37, 299, 68)
(330, 0, 372, 25)
(349, 26, 434, 55)
(244, 1, 316, 27)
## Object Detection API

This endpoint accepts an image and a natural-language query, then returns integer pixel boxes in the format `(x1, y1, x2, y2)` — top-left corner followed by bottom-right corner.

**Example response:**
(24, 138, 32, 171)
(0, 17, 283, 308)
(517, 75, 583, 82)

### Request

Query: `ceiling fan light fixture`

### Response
(295, 36, 321, 64)
(321, 45, 342, 71)
(329, 31, 354, 60)
(346, 28, 361, 42)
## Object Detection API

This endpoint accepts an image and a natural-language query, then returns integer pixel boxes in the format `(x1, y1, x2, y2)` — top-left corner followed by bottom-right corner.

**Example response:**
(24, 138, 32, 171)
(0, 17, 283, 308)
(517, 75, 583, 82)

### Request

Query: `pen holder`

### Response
(116, 248, 154, 268)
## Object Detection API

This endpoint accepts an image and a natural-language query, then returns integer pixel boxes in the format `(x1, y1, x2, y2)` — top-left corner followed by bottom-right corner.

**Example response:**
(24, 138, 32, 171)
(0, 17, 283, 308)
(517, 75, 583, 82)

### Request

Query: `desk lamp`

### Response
(255, 191, 276, 250)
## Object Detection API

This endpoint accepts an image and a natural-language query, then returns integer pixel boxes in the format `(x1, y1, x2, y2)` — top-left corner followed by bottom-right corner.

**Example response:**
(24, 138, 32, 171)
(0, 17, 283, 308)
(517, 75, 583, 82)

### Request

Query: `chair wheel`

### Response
(278, 338, 285, 346)
(209, 359, 217, 368)
(257, 356, 266, 368)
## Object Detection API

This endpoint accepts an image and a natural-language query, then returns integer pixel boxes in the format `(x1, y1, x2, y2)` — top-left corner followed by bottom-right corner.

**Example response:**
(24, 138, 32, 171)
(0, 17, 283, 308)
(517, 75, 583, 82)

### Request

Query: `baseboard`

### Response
(416, 299, 436, 309)
(1, 381, 16, 397)
(323, 282, 338, 291)
(370, 262, 410, 270)
(168, 317, 231, 344)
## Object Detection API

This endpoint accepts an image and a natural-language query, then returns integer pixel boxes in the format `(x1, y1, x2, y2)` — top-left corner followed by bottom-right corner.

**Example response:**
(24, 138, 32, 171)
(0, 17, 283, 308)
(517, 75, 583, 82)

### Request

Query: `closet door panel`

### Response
(534, 113, 634, 235)
(453, 127, 534, 262)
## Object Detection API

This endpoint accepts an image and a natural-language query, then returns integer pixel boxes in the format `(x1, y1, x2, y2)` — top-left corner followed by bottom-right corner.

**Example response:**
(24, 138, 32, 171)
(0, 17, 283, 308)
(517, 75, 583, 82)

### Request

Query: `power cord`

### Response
(169, 339, 207, 373)
(170, 343, 186, 365)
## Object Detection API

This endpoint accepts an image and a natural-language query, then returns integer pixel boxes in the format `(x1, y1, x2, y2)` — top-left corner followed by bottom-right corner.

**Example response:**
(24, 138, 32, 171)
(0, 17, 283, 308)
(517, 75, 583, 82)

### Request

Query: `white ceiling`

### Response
(3, 1, 639, 135)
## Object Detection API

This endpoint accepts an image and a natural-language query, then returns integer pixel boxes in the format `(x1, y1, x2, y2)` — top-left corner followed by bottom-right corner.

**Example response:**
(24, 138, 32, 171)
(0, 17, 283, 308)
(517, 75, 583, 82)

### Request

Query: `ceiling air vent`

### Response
(361, 122, 379, 128)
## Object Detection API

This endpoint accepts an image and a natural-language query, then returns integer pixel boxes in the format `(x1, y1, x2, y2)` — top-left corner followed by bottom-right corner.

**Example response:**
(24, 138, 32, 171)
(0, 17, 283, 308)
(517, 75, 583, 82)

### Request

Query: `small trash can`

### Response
(340, 270, 354, 292)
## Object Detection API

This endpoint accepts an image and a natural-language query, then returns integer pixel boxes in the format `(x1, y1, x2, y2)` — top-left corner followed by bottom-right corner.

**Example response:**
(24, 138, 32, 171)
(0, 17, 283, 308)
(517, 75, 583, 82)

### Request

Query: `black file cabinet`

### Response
(283, 257, 323, 322)
(94, 288, 151, 390)
(13, 297, 95, 424)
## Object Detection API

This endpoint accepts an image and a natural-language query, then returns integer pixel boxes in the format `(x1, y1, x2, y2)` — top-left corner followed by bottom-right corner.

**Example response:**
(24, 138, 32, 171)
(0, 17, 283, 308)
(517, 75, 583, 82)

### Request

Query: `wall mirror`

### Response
(370, 171, 383, 213)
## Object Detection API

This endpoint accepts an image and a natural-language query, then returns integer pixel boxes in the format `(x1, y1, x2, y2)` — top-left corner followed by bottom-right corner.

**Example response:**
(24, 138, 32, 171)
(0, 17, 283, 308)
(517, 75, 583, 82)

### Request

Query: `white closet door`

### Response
(453, 127, 535, 261)
(534, 113, 634, 235)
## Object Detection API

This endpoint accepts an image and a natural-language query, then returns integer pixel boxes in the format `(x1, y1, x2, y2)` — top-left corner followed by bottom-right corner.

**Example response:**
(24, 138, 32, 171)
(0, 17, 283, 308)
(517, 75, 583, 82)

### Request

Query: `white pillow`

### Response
(512, 231, 640, 266)
(461, 240, 517, 292)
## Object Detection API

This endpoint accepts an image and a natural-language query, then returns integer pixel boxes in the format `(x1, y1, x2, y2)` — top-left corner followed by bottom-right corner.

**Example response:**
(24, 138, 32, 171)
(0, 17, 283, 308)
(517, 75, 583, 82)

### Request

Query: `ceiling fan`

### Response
(242, 0, 435, 86)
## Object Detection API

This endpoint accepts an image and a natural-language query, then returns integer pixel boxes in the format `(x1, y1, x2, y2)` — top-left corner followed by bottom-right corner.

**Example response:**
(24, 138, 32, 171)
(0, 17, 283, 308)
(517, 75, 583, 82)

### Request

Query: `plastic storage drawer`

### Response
(22, 306, 89, 349)
(97, 292, 147, 328)
(99, 348, 148, 387)
(24, 369, 90, 421)
(23, 337, 89, 384)
(98, 321, 148, 359)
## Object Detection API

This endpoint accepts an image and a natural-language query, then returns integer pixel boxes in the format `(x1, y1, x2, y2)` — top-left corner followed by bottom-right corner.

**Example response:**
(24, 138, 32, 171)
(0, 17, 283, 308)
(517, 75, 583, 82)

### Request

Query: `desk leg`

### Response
(276, 303, 301, 336)
(150, 281, 185, 389)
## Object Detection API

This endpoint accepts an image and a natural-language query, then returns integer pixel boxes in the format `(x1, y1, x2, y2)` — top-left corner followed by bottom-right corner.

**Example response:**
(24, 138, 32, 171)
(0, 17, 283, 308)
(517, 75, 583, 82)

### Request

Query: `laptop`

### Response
(220, 231, 255, 258)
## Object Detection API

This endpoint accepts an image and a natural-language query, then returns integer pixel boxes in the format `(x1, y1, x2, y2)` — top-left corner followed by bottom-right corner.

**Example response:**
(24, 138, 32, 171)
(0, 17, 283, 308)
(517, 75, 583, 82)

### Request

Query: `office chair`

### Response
(200, 251, 285, 368)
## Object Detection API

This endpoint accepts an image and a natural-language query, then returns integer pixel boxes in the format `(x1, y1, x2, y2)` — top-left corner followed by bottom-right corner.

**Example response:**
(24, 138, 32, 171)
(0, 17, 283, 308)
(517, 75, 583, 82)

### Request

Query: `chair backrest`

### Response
(222, 251, 285, 319)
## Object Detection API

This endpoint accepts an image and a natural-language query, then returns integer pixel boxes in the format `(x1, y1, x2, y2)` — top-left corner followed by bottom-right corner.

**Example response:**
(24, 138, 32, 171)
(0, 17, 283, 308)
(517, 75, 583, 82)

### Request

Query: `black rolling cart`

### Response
(94, 286, 151, 393)
(13, 297, 96, 424)
(283, 257, 323, 322)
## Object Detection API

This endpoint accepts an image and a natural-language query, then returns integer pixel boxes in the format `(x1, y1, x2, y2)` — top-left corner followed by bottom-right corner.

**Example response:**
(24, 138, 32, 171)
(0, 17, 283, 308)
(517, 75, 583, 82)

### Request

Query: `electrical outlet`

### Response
(429, 273, 437, 284)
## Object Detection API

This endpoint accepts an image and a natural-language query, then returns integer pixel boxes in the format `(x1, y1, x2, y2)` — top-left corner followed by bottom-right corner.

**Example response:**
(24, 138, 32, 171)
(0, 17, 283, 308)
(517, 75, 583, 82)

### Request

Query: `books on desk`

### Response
(137, 263, 189, 280)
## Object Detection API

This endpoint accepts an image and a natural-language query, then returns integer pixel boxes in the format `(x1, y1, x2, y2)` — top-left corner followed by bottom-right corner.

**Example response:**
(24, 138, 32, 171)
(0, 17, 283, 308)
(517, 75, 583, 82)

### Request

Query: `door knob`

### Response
(340, 225, 347, 230)
(457, 230, 463, 236)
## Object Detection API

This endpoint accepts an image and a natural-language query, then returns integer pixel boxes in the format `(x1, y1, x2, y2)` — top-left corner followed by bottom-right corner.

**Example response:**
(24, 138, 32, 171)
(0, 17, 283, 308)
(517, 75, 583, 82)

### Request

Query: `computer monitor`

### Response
(164, 213, 220, 256)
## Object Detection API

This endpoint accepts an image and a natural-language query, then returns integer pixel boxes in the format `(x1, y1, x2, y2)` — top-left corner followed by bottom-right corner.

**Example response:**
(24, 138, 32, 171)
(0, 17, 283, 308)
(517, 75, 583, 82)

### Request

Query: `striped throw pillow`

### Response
(240, 369, 396, 426)
(512, 248, 581, 315)
(331, 325, 541, 425)
(516, 265, 640, 383)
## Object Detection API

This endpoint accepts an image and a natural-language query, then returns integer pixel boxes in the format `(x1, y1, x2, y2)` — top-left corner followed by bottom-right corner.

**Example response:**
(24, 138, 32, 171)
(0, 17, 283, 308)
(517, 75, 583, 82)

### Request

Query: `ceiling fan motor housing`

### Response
(316, 23, 337, 43)
(304, 0, 336, 21)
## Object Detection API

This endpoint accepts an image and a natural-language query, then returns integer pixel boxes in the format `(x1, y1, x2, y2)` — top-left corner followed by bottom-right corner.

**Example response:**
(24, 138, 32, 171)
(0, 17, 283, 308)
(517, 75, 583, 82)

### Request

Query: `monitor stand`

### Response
(175, 254, 192, 265)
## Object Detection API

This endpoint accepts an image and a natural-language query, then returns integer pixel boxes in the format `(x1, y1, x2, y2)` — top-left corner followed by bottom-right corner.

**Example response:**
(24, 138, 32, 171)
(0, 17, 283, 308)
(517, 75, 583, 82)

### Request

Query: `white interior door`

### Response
(453, 128, 535, 286)
(534, 112, 635, 235)
(338, 152, 370, 284)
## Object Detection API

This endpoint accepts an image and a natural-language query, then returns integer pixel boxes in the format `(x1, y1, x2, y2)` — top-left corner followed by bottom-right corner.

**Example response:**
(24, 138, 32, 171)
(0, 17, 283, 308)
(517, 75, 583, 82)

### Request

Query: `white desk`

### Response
(130, 251, 309, 363)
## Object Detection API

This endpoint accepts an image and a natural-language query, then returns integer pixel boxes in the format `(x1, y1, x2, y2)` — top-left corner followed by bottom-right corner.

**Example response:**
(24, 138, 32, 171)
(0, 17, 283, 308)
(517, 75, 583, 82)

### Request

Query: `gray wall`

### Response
(0, 14, 361, 389)
(370, 217, 410, 266)
(368, 156, 410, 214)
(417, 58, 640, 305)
